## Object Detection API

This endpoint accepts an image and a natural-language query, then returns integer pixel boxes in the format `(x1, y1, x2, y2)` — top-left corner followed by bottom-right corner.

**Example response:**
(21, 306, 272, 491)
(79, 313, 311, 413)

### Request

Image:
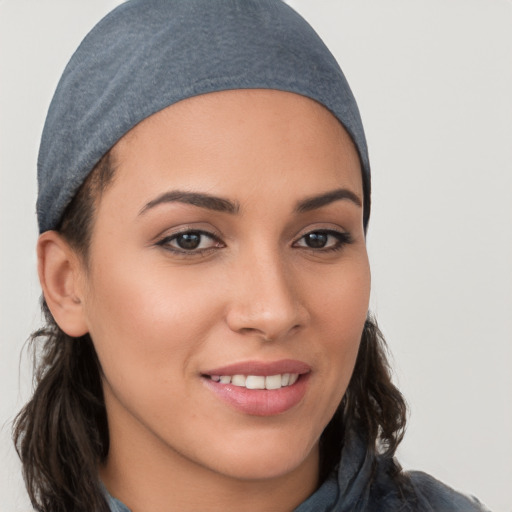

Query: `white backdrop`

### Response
(1, 1, 511, 511)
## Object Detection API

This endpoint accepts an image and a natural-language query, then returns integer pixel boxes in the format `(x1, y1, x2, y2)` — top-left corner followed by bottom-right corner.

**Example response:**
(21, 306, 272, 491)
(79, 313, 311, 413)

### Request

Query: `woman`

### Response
(12, 1, 491, 511)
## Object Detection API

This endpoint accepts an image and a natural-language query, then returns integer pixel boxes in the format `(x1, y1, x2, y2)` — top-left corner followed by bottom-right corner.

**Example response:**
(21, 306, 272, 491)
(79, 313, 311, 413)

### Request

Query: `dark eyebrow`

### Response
(139, 190, 240, 216)
(295, 188, 362, 213)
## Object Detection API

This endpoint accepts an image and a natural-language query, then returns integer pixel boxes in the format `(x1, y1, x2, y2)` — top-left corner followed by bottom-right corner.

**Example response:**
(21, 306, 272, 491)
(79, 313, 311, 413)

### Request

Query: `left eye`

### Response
(158, 230, 221, 252)
(294, 230, 351, 250)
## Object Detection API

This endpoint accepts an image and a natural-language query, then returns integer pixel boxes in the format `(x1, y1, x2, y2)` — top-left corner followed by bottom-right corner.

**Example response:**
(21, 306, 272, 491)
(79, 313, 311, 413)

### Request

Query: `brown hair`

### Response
(14, 154, 407, 511)
(13, 154, 114, 512)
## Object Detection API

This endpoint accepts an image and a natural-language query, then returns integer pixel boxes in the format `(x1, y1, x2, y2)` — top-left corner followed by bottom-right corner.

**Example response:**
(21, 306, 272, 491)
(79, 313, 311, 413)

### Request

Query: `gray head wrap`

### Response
(37, 0, 371, 233)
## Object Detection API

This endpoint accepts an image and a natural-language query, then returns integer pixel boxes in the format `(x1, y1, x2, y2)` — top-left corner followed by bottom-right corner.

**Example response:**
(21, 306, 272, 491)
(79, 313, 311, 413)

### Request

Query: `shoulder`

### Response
(406, 470, 491, 512)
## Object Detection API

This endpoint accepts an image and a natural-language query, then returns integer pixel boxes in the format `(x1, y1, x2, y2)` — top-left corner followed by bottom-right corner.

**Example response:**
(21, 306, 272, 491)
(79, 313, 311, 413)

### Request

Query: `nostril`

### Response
(236, 323, 303, 342)
(239, 327, 273, 341)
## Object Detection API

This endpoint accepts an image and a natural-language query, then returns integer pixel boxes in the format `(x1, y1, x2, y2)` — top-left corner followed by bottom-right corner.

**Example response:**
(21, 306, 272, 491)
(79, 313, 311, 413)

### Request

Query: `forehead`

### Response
(112, 89, 362, 192)
(103, 89, 362, 213)
(120, 89, 351, 145)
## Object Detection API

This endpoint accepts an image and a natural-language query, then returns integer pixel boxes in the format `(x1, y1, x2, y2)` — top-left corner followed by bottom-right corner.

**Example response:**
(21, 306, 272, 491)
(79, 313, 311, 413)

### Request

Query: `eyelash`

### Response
(156, 229, 353, 255)
(292, 230, 353, 252)
(156, 229, 224, 255)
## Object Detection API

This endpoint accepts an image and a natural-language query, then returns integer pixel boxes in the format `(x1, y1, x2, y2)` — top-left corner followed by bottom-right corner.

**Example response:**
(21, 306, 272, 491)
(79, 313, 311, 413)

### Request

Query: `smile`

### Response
(209, 373, 299, 390)
(201, 360, 311, 416)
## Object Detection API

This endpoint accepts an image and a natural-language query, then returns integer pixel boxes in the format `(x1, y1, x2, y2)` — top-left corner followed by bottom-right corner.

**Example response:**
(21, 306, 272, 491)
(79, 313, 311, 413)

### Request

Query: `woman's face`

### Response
(79, 90, 370, 483)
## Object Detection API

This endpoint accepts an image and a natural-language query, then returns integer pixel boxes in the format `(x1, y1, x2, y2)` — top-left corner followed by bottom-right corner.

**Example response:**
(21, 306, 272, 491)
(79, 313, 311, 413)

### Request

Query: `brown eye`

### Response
(303, 232, 329, 248)
(294, 230, 353, 252)
(175, 232, 202, 250)
(157, 230, 223, 253)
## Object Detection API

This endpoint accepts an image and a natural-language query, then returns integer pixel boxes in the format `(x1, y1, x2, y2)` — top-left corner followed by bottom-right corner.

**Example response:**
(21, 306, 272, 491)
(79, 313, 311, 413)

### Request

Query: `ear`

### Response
(37, 231, 89, 337)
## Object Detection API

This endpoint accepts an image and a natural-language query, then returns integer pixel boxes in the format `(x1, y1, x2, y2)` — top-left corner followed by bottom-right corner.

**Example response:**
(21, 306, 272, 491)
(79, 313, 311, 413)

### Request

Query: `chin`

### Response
(198, 431, 320, 482)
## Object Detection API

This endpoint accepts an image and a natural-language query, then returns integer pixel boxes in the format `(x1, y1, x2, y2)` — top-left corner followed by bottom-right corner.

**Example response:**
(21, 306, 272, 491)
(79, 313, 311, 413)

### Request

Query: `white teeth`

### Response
(265, 374, 282, 390)
(213, 373, 300, 389)
(231, 374, 246, 387)
(246, 375, 265, 389)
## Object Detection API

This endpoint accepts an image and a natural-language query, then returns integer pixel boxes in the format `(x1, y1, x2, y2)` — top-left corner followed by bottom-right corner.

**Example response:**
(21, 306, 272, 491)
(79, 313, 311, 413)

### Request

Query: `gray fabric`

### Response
(103, 433, 491, 511)
(295, 433, 491, 511)
(36, 0, 371, 233)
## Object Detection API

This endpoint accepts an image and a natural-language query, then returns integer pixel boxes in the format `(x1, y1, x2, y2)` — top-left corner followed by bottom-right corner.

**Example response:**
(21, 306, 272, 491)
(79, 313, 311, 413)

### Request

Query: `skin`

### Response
(38, 89, 370, 512)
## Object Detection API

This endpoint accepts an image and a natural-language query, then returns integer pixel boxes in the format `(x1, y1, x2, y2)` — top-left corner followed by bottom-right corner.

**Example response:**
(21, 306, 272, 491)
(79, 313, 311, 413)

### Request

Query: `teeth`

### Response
(289, 373, 299, 385)
(231, 374, 246, 387)
(246, 376, 265, 389)
(265, 374, 282, 390)
(212, 373, 300, 389)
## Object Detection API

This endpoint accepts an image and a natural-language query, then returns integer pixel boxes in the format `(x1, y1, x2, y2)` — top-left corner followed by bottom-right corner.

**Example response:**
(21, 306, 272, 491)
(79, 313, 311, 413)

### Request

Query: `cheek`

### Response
(298, 252, 370, 419)
(82, 254, 224, 385)
(329, 260, 370, 365)
(82, 256, 231, 446)
(307, 252, 370, 336)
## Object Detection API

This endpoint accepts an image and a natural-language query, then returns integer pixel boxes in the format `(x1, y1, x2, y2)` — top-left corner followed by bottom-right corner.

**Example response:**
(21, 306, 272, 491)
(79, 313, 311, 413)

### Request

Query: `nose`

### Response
(225, 248, 308, 341)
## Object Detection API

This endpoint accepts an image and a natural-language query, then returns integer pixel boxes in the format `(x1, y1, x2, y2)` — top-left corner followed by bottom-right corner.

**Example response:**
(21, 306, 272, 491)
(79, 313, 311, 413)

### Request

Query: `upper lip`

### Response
(203, 359, 311, 377)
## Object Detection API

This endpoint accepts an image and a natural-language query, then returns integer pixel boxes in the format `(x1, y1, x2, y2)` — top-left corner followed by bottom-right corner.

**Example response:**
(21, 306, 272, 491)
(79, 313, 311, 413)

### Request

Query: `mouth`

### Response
(201, 360, 311, 416)
(206, 373, 300, 390)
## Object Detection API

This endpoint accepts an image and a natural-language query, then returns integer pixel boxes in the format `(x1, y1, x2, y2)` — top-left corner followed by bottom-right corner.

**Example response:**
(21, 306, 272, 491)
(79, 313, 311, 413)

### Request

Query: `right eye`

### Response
(157, 230, 223, 253)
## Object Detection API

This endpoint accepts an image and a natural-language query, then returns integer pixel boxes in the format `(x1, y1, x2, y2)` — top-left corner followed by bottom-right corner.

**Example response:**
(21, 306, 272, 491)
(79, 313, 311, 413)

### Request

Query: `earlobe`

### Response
(37, 231, 89, 337)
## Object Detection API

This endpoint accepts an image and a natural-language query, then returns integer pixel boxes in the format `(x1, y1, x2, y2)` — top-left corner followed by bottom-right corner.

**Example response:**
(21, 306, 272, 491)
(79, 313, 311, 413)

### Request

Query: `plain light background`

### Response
(1, 1, 511, 511)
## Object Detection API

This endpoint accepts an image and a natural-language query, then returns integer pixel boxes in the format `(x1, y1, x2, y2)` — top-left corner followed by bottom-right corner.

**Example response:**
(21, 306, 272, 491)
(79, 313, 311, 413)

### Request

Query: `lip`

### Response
(203, 359, 311, 377)
(201, 359, 311, 417)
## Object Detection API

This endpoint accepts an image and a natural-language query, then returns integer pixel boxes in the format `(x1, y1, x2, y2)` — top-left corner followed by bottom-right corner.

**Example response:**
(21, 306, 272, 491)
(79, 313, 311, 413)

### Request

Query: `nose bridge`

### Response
(226, 242, 305, 340)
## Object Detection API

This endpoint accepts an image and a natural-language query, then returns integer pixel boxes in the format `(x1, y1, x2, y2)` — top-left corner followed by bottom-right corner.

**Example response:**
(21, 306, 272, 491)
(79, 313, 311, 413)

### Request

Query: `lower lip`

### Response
(202, 374, 310, 416)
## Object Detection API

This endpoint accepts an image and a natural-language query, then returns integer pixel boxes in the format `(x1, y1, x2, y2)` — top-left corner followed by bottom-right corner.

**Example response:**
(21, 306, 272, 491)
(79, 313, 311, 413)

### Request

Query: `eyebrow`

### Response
(139, 187, 361, 217)
(295, 188, 362, 213)
(139, 190, 240, 216)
